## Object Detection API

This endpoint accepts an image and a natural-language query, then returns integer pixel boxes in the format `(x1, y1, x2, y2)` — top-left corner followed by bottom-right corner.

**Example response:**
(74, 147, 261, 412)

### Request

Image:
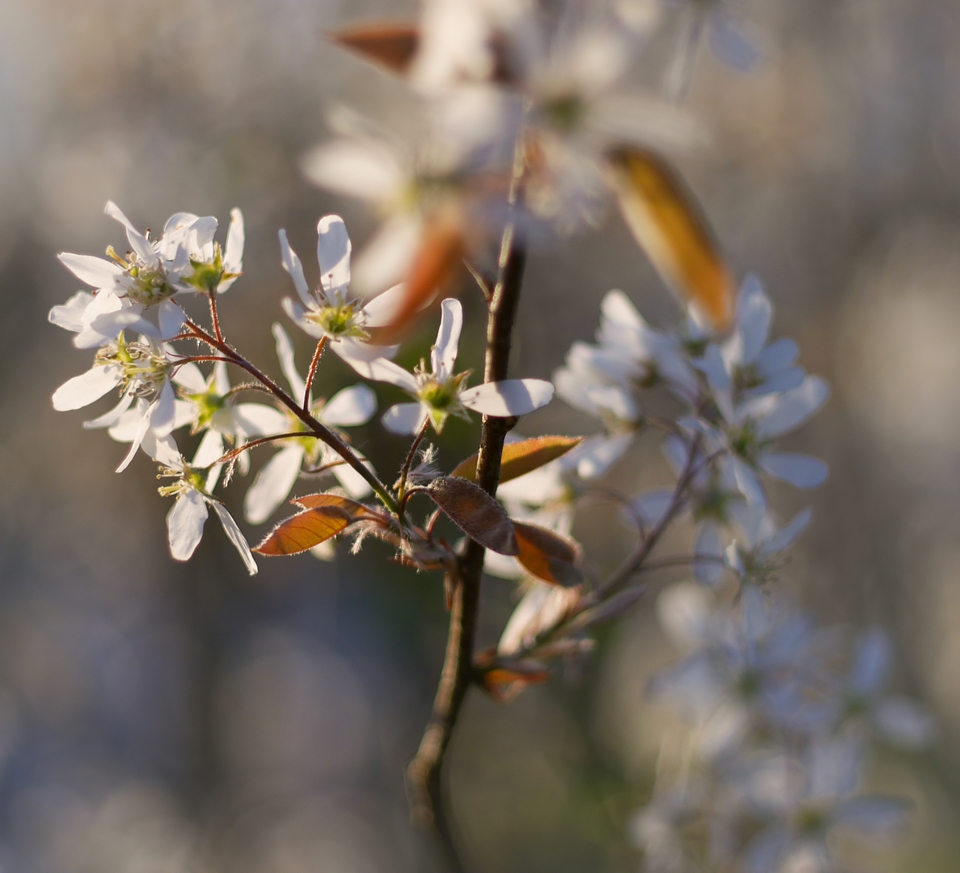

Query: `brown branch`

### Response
(182, 319, 398, 513)
(406, 219, 527, 869)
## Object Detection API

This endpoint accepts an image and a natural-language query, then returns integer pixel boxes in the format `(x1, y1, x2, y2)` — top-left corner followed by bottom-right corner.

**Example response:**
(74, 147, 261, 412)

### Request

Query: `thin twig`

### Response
(592, 433, 704, 602)
(207, 432, 304, 467)
(397, 419, 430, 522)
(303, 337, 327, 410)
(406, 145, 528, 870)
(208, 290, 224, 342)
(182, 319, 399, 513)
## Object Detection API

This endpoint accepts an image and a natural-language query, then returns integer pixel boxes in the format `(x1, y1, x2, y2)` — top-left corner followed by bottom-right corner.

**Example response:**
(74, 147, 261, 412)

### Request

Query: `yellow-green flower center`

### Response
(96, 333, 170, 399)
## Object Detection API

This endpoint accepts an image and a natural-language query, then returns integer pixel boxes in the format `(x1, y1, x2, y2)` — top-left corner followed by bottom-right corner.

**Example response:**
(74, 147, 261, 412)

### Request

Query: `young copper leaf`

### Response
(426, 477, 519, 555)
(606, 146, 734, 332)
(329, 23, 420, 75)
(452, 435, 585, 484)
(253, 506, 353, 556)
(480, 666, 550, 702)
(292, 492, 375, 519)
(513, 522, 583, 586)
(377, 211, 465, 341)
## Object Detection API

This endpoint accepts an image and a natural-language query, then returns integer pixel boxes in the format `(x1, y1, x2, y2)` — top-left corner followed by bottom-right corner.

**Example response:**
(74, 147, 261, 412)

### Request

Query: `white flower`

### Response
(243, 324, 378, 525)
(651, 585, 828, 753)
(101, 360, 287, 478)
(725, 504, 813, 585)
(300, 106, 508, 295)
(279, 215, 407, 358)
(664, 0, 761, 101)
(52, 332, 178, 472)
(836, 628, 935, 750)
(686, 366, 830, 506)
(707, 276, 806, 404)
(168, 207, 245, 294)
(151, 432, 258, 575)
(51, 202, 208, 349)
(340, 298, 554, 435)
(741, 737, 909, 873)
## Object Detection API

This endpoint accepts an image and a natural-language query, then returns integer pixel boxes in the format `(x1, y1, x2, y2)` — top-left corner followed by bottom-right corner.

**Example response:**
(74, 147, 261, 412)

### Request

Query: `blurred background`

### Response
(1, 0, 959, 869)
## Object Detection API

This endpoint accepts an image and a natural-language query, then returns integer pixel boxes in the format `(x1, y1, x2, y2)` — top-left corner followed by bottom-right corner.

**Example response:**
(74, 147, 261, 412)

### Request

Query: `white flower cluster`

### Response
(481, 277, 931, 871)
(50, 207, 554, 574)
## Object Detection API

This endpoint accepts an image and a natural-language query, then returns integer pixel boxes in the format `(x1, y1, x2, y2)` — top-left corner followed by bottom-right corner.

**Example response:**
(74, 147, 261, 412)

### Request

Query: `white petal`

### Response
(278, 229, 312, 308)
(600, 289, 645, 331)
(281, 297, 328, 341)
(211, 503, 258, 575)
(167, 489, 209, 561)
(57, 253, 122, 289)
(84, 392, 134, 429)
(271, 322, 307, 400)
(732, 457, 766, 506)
(431, 298, 463, 382)
(331, 336, 400, 362)
(244, 445, 304, 524)
(173, 362, 207, 393)
(874, 698, 935, 750)
(756, 376, 830, 440)
(361, 282, 414, 328)
(459, 379, 554, 416)
(321, 384, 377, 427)
(115, 407, 152, 473)
(158, 300, 185, 340)
(228, 403, 288, 438)
(754, 337, 798, 375)
(656, 582, 712, 651)
(193, 427, 225, 469)
(104, 201, 156, 265)
(759, 452, 828, 489)
(107, 408, 147, 442)
(382, 403, 428, 435)
(574, 432, 633, 479)
(316, 215, 352, 293)
(49, 290, 95, 332)
(351, 214, 421, 297)
(849, 628, 891, 696)
(148, 381, 177, 437)
(221, 208, 245, 283)
(338, 349, 419, 393)
(300, 137, 406, 204)
(694, 521, 726, 586)
(142, 432, 181, 467)
(734, 274, 771, 364)
(52, 364, 121, 411)
(331, 458, 375, 499)
(831, 796, 910, 833)
(763, 507, 812, 555)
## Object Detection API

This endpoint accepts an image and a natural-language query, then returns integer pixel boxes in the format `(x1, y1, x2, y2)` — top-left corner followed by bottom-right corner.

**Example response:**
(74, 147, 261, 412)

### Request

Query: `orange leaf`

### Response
(606, 146, 734, 332)
(292, 493, 376, 518)
(452, 435, 585, 484)
(253, 506, 353, 556)
(427, 477, 518, 555)
(329, 23, 420, 75)
(513, 522, 583, 586)
(378, 211, 465, 341)
(480, 666, 550, 702)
